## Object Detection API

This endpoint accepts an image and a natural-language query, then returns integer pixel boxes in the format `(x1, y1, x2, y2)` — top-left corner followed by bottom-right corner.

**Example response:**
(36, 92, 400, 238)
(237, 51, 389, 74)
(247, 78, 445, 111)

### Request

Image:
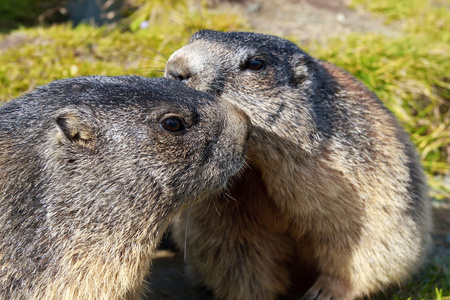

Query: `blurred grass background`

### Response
(0, 0, 449, 298)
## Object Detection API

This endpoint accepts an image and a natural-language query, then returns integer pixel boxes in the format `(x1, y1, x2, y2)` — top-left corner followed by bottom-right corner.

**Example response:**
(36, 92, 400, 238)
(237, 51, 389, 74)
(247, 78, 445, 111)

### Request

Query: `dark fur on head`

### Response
(0, 76, 250, 300)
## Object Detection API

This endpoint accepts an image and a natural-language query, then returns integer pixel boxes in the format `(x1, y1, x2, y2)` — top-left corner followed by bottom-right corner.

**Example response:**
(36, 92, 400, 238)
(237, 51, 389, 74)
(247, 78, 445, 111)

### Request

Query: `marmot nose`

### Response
(166, 67, 192, 83)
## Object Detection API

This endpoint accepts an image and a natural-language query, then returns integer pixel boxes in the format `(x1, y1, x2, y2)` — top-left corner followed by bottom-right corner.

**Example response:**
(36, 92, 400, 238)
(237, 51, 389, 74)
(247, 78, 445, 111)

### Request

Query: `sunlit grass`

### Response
(370, 254, 450, 299)
(0, 0, 247, 101)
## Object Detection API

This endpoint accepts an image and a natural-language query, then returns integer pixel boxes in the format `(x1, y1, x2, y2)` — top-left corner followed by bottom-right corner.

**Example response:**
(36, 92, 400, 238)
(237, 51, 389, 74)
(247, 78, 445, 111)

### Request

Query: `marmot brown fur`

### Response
(165, 30, 432, 300)
(0, 76, 251, 300)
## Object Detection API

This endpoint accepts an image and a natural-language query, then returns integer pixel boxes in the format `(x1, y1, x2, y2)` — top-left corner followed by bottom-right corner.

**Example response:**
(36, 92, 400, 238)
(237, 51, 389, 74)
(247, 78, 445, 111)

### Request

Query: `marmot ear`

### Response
(291, 53, 311, 85)
(55, 112, 95, 150)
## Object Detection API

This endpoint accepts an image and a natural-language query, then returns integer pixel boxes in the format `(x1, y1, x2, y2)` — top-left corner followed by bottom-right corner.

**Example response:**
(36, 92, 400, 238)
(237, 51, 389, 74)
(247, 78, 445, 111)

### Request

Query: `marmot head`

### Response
(165, 30, 329, 155)
(1, 76, 251, 236)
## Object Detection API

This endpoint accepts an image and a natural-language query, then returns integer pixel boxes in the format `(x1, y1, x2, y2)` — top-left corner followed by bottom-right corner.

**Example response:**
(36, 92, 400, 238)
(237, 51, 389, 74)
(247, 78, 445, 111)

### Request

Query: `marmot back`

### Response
(165, 30, 432, 300)
(0, 75, 250, 300)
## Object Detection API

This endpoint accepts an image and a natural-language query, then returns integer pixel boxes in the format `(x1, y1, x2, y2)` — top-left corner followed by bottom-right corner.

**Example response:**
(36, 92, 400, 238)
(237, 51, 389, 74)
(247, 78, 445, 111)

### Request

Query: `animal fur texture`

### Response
(165, 30, 432, 300)
(0, 76, 250, 300)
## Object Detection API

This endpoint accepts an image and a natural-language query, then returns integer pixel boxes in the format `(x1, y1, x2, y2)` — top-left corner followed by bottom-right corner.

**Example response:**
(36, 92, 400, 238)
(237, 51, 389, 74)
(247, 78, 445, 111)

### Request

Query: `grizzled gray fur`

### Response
(0, 75, 250, 300)
(165, 30, 432, 300)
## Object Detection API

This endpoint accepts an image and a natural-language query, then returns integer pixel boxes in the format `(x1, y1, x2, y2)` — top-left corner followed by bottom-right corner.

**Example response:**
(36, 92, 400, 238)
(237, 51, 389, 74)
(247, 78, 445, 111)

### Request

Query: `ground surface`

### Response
(208, 0, 399, 43)
(146, 0, 450, 299)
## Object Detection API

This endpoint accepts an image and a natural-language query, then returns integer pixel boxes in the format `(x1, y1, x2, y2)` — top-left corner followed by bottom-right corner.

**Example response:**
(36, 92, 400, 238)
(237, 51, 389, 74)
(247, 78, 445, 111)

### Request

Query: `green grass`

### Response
(0, 0, 247, 101)
(371, 254, 450, 300)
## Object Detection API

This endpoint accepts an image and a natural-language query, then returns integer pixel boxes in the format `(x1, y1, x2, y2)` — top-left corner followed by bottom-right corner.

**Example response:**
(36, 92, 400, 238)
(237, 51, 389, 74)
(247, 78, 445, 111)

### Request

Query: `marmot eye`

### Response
(161, 117, 185, 133)
(244, 59, 265, 71)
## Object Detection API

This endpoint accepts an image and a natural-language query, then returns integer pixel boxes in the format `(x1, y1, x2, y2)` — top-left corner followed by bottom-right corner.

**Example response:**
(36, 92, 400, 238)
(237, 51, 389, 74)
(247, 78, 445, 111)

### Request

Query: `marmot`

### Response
(0, 76, 251, 300)
(165, 30, 432, 300)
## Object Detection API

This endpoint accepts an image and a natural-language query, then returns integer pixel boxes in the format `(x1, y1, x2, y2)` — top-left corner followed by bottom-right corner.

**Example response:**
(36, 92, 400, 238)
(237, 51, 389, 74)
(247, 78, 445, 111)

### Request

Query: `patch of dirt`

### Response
(0, 32, 53, 52)
(209, 0, 400, 44)
(0, 32, 30, 51)
(146, 249, 213, 300)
